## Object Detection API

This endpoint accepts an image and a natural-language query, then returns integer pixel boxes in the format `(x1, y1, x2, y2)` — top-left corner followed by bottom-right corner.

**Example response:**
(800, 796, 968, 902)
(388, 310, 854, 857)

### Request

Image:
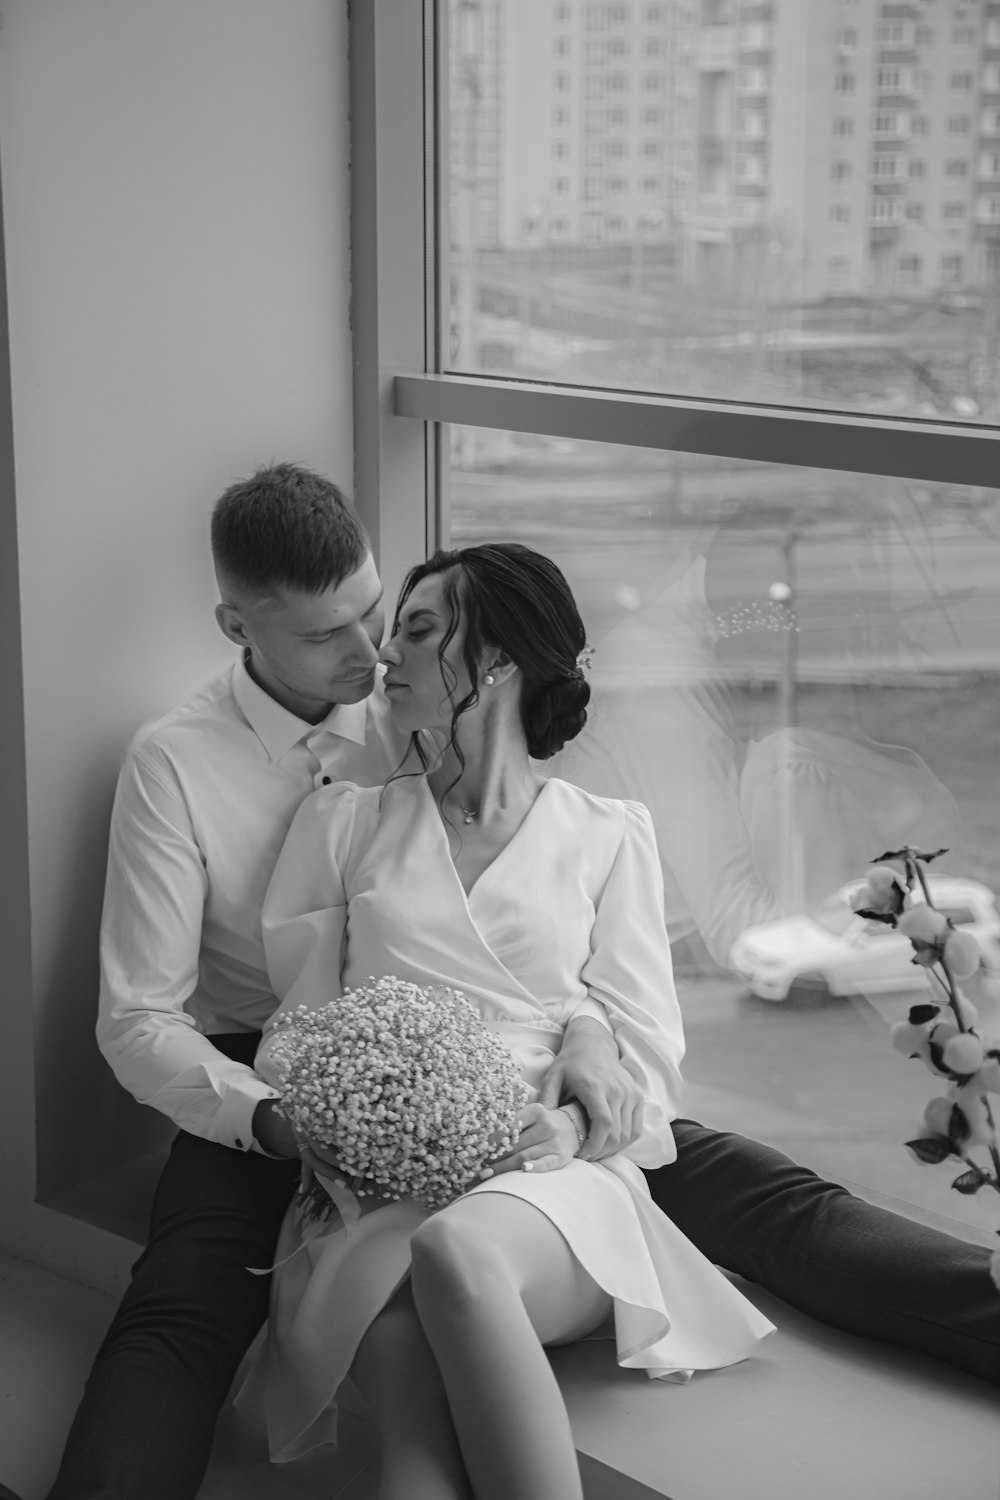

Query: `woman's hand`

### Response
(482, 1102, 582, 1178)
(538, 1017, 644, 1160)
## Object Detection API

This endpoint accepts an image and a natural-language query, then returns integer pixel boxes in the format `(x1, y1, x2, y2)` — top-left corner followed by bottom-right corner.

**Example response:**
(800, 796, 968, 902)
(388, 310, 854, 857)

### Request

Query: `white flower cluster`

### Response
(270, 976, 527, 1211)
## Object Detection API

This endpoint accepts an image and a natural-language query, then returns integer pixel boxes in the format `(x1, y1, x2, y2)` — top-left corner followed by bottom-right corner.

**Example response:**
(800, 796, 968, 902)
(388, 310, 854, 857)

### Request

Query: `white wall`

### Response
(0, 0, 353, 1291)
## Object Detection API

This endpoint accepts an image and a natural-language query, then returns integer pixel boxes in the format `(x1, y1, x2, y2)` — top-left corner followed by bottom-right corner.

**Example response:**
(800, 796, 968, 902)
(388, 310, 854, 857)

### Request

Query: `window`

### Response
(833, 117, 854, 137)
(640, 175, 662, 193)
(909, 158, 926, 178)
(835, 73, 855, 94)
(944, 201, 967, 218)
(950, 72, 975, 89)
(948, 115, 972, 133)
(946, 159, 969, 177)
(830, 203, 850, 224)
(832, 161, 851, 182)
(365, 4, 1000, 1248)
(641, 106, 664, 125)
(905, 200, 924, 220)
(555, 37, 571, 58)
(897, 253, 921, 288)
(641, 138, 662, 157)
(941, 253, 963, 280)
(911, 114, 929, 135)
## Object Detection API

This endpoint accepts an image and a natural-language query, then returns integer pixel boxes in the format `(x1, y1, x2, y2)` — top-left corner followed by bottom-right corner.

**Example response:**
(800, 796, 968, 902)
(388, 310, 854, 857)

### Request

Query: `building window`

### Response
(909, 159, 926, 178)
(641, 107, 663, 125)
(554, 37, 571, 57)
(911, 115, 929, 135)
(905, 200, 924, 220)
(830, 203, 850, 225)
(944, 202, 967, 218)
(898, 253, 921, 288)
(641, 176, 662, 193)
(950, 72, 975, 90)
(947, 116, 972, 133)
(941, 253, 964, 281)
(642, 73, 664, 91)
(833, 117, 854, 137)
(835, 73, 855, 94)
(832, 161, 851, 181)
(946, 160, 969, 177)
(641, 139, 662, 157)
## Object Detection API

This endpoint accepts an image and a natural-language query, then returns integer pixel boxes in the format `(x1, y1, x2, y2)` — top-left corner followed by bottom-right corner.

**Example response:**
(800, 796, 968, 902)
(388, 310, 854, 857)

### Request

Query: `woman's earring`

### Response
(484, 673, 495, 686)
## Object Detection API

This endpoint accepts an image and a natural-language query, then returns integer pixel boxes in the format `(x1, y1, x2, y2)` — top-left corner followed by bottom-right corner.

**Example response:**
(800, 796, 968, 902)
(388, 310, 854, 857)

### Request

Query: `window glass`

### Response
(447, 0, 1000, 424)
(447, 424, 1000, 1236)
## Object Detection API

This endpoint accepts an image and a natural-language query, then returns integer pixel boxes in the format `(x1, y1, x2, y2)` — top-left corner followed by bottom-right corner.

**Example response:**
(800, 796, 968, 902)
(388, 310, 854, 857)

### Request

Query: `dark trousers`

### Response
(49, 1075, 999, 1499)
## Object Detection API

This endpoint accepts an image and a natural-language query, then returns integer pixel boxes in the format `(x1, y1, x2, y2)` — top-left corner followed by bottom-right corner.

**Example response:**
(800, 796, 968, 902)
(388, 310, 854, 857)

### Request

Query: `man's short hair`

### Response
(211, 462, 370, 597)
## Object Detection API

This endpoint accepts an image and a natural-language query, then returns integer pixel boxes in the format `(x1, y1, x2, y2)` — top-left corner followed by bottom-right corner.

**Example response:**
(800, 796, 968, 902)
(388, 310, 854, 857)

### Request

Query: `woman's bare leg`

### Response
(409, 1191, 612, 1500)
(350, 1282, 474, 1500)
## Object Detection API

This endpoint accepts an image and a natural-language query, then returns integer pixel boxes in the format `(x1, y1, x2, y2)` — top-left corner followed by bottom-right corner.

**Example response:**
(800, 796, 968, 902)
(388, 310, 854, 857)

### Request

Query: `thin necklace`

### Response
(458, 804, 477, 825)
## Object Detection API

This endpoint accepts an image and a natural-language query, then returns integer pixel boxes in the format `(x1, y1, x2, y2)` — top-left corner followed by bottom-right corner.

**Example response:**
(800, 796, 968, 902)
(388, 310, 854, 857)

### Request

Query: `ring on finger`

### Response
(522, 1160, 535, 1173)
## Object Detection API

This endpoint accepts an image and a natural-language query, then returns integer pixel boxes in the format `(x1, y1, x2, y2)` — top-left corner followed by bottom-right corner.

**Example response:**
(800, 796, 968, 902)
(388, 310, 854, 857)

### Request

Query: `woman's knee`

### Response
(410, 1210, 511, 1309)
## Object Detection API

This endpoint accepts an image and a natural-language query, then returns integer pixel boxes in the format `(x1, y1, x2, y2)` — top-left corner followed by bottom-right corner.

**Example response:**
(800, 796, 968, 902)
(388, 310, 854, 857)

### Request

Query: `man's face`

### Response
(219, 553, 386, 722)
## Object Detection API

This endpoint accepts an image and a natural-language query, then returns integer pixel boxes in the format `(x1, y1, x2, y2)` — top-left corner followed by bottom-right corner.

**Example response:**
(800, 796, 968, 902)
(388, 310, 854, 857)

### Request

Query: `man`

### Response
(48, 463, 998, 1500)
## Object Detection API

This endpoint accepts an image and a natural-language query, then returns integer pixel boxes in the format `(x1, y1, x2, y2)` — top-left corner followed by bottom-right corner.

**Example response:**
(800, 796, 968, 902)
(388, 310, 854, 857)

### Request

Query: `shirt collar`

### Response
(232, 653, 369, 760)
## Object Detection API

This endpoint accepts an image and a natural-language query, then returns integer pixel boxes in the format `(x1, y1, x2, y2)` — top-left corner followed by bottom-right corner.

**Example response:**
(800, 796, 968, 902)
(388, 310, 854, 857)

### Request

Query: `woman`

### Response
(239, 543, 773, 1500)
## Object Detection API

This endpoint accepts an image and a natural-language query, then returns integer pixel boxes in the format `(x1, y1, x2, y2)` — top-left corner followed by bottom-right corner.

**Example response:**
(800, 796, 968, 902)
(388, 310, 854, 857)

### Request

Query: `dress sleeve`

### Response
(255, 784, 359, 1088)
(580, 800, 686, 1168)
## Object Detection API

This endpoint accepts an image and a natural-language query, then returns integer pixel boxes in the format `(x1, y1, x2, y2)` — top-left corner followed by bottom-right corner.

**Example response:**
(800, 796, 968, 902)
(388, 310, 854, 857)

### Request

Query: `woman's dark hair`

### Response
(394, 542, 590, 764)
(211, 462, 369, 596)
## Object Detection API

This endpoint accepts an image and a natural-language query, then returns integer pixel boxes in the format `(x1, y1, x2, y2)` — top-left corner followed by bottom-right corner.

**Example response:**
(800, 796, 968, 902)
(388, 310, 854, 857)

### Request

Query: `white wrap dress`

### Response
(237, 775, 774, 1460)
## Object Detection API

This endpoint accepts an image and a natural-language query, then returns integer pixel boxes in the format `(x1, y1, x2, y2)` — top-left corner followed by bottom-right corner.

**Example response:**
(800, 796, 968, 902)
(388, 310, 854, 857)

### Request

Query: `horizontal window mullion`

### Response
(394, 373, 1000, 488)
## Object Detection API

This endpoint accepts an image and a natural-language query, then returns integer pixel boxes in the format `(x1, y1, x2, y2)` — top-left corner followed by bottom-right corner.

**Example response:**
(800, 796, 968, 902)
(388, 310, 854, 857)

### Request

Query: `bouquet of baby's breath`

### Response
(852, 847, 1000, 1288)
(270, 976, 527, 1215)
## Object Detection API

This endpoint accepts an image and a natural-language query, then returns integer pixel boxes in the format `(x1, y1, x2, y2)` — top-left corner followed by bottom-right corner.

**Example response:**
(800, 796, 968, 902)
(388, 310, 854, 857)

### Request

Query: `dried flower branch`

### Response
(853, 847, 1000, 1288)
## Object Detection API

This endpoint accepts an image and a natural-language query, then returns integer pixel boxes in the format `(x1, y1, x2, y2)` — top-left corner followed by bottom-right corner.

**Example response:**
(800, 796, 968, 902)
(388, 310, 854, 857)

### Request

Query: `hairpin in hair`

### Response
(576, 643, 595, 673)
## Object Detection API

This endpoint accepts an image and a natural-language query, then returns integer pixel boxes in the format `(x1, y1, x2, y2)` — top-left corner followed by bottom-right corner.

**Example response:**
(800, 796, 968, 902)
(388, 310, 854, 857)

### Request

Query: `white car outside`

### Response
(729, 875, 1000, 1002)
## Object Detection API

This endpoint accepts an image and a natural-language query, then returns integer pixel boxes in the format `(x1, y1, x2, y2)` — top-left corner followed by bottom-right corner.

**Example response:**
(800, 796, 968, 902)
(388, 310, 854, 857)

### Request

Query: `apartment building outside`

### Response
(450, 0, 1000, 303)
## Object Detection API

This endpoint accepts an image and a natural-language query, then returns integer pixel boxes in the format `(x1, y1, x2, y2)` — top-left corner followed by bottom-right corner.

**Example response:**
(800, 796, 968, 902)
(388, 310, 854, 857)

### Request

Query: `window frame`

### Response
(351, 0, 1000, 603)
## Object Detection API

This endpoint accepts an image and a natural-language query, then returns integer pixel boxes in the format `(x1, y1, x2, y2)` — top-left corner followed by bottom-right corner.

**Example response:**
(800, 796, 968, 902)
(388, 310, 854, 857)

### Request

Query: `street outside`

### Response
(677, 968, 1000, 1249)
(454, 449, 1000, 1248)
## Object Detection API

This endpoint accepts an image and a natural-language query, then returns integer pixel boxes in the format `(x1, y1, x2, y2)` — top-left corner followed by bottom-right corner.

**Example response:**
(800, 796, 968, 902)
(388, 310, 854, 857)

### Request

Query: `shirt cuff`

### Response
(217, 1072, 282, 1154)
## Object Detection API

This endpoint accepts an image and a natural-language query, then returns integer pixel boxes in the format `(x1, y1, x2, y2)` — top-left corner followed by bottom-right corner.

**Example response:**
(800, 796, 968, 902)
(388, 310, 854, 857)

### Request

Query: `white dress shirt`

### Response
(97, 655, 413, 1153)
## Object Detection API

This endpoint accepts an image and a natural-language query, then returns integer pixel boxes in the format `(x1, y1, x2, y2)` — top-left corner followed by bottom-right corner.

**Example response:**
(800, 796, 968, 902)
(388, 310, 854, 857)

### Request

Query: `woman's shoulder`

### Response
(543, 777, 655, 840)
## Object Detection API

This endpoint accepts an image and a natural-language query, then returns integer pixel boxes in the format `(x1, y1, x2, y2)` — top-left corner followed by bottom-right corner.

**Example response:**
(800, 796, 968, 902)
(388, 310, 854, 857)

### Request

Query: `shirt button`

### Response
(235, 1138, 243, 1149)
(322, 776, 332, 785)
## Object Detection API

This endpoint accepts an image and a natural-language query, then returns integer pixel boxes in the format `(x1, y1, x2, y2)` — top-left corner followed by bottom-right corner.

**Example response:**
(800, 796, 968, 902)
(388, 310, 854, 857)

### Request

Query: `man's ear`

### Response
(215, 601, 251, 650)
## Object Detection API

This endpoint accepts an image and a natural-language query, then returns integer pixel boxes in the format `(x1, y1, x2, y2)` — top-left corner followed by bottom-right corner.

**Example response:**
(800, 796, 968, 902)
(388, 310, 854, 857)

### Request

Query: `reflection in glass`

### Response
(448, 424, 1000, 1237)
(447, 0, 1000, 423)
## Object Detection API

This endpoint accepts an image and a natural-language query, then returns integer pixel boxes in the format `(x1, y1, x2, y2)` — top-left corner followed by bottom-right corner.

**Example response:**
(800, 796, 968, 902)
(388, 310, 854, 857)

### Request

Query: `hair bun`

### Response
(524, 675, 590, 760)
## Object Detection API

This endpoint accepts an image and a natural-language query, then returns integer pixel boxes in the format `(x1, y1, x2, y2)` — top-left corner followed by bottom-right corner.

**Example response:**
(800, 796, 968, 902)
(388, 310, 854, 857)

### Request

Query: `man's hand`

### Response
(252, 1098, 300, 1158)
(538, 1017, 643, 1160)
(252, 1100, 350, 1177)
